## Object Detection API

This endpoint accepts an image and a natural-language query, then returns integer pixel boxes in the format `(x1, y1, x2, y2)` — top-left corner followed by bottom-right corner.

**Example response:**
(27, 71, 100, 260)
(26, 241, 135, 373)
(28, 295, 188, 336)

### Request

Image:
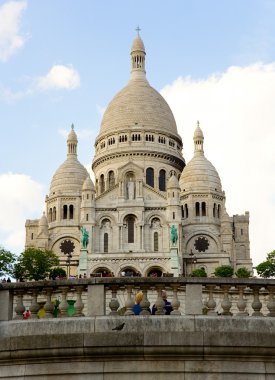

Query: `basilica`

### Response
(25, 33, 253, 277)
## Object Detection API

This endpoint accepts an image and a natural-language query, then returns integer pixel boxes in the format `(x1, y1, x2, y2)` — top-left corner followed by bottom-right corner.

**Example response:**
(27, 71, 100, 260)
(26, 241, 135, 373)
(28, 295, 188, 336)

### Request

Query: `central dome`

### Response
(98, 33, 180, 138)
(99, 78, 179, 136)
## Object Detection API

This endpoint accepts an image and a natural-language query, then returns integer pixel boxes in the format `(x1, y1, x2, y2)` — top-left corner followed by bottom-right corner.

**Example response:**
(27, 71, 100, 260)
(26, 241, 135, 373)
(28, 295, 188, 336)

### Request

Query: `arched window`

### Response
(53, 207, 56, 221)
(86, 214, 89, 221)
(213, 203, 216, 218)
(185, 204, 189, 218)
(86, 194, 89, 199)
(159, 169, 166, 191)
(154, 232, 159, 252)
(69, 205, 74, 219)
(182, 205, 185, 218)
(49, 208, 52, 222)
(202, 202, 206, 216)
(127, 216, 135, 243)
(63, 205, 67, 219)
(108, 171, 115, 188)
(217, 204, 221, 218)
(100, 174, 105, 193)
(104, 233, 108, 253)
(31, 233, 34, 240)
(195, 202, 200, 217)
(146, 167, 154, 187)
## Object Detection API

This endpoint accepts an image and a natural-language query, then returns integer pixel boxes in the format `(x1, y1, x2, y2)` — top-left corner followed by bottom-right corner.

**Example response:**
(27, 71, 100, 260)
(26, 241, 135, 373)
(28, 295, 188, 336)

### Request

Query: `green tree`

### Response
(191, 268, 207, 277)
(256, 250, 275, 278)
(0, 247, 17, 277)
(235, 267, 251, 278)
(15, 248, 59, 281)
(214, 265, 234, 278)
(49, 266, 67, 280)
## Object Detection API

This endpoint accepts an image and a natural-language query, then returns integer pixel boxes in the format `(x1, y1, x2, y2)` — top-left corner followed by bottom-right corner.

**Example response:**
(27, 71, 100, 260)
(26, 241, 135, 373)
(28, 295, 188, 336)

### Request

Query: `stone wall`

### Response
(0, 317, 275, 379)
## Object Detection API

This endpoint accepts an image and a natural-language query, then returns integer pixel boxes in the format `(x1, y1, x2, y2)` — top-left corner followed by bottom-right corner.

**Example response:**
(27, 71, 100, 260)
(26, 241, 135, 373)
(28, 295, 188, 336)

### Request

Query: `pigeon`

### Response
(112, 322, 125, 331)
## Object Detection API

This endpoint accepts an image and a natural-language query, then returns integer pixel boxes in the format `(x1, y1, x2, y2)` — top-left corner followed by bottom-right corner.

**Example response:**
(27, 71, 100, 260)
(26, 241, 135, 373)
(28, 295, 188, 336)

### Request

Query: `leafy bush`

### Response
(235, 267, 251, 278)
(14, 248, 59, 281)
(256, 250, 275, 278)
(214, 265, 234, 278)
(0, 247, 17, 277)
(191, 268, 207, 277)
(50, 267, 67, 280)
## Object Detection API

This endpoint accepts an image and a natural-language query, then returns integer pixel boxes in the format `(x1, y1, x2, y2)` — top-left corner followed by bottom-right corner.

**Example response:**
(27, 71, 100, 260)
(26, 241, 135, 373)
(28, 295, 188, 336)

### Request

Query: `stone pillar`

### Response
(87, 284, 105, 316)
(0, 290, 13, 321)
(78, 248, 88, 276)
(185, 284, 203, 315)
(170, 247, 180, 276)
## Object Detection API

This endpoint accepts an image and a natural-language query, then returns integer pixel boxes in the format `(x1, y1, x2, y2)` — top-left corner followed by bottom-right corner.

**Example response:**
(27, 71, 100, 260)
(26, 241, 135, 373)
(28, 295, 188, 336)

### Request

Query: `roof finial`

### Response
(197, 120, 200, 128)
(71, 123, 74, 130)
(136, 25, 141, 35)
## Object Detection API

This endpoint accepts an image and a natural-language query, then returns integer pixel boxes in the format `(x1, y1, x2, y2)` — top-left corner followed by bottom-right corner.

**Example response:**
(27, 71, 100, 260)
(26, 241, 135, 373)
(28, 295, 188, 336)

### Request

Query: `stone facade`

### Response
(25, 33, 253, 277)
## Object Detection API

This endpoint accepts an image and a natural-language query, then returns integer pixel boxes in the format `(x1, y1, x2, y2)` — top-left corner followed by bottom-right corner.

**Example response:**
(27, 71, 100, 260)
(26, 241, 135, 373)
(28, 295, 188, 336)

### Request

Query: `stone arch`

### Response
(118, 211, 140, 225)
(146, 167, 154, 187)
(117, 162, 143, 182)
(125, 171, 136, 199)
(145, 265, 165, 277)
(145, 211, 165, 226)
(98, 217, 113, 253)
(119, 265, 140, 277)
(96, 213, 117, 226)
(184, 230, 221, 254)
(90, 265, 113, 277)
(50, 233, 80, 252)
(108, 170, 115, 188)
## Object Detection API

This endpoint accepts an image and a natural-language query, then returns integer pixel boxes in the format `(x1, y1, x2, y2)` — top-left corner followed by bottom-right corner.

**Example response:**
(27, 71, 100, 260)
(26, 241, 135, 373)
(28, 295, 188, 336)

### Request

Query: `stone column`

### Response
(0, 290, 13, 321)
(87, 284, 105, 316)
(185, 284, 203, 315)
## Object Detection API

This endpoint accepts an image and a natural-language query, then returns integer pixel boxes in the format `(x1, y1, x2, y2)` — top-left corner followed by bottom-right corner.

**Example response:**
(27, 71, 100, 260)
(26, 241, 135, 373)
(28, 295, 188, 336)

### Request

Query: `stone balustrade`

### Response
(1, 277, 275, 321)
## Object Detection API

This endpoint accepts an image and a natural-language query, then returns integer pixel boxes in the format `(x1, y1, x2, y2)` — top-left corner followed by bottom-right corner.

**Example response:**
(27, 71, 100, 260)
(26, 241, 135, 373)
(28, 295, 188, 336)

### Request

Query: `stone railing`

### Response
(1, 277, 275, 320)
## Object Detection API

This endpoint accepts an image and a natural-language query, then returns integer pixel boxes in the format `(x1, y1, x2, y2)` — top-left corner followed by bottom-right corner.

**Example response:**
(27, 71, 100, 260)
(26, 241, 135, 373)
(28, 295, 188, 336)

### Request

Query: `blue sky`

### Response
(1, 0, 275, 266)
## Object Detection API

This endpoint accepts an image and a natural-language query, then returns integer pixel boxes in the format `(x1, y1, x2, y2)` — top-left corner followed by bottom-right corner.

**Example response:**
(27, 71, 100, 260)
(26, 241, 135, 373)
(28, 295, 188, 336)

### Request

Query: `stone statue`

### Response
(170, 225, 178, 246)
(80, 226, 89, 249)
(127, 178, 135, 200)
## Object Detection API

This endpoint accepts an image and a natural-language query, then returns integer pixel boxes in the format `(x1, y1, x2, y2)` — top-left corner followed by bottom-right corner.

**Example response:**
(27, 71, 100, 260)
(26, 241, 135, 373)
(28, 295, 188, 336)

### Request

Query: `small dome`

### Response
(131, 34, 145, 52)
(167, 173, 180, 189)
(194, 122, 204, 140)
(50, 158, 88, 195)
(180, 155, 222, 192)
(67, 124, 77, 142)
(39, 212, 48, 227)
(82, 175, 95, 191)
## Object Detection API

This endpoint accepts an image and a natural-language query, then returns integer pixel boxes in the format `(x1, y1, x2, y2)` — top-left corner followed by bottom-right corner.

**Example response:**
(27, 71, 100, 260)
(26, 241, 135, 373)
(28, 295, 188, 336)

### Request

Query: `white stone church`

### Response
(25, 33, 253, 277)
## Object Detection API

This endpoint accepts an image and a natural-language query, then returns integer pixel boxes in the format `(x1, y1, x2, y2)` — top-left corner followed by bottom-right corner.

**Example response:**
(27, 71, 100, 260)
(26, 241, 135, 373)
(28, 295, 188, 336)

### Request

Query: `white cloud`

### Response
(36, 64, 80, 91)
(161, 62, 275, 266)
(0, 64, 81, 103)
(0, 1, 27, 62)
(0, 173, 44, 253)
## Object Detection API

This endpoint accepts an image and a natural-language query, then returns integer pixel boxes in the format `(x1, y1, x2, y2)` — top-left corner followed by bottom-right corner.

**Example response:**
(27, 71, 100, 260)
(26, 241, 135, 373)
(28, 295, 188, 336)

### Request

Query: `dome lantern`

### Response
(193, 120, 204, 155)
(67, 124, 78, 158)
(131, 27, 146, 80)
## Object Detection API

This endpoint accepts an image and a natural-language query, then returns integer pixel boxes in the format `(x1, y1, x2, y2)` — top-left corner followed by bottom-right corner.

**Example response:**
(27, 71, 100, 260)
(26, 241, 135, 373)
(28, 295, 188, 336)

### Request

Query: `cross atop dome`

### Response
(136, 25, 141, 35)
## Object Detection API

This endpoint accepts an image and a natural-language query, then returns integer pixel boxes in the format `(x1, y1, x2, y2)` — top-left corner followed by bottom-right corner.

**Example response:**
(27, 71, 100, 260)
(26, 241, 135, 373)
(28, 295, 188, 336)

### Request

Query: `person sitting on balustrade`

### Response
(133, 291, 143, 315)
(152, 290, 173, 315)
(132, 291, 151, 315)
